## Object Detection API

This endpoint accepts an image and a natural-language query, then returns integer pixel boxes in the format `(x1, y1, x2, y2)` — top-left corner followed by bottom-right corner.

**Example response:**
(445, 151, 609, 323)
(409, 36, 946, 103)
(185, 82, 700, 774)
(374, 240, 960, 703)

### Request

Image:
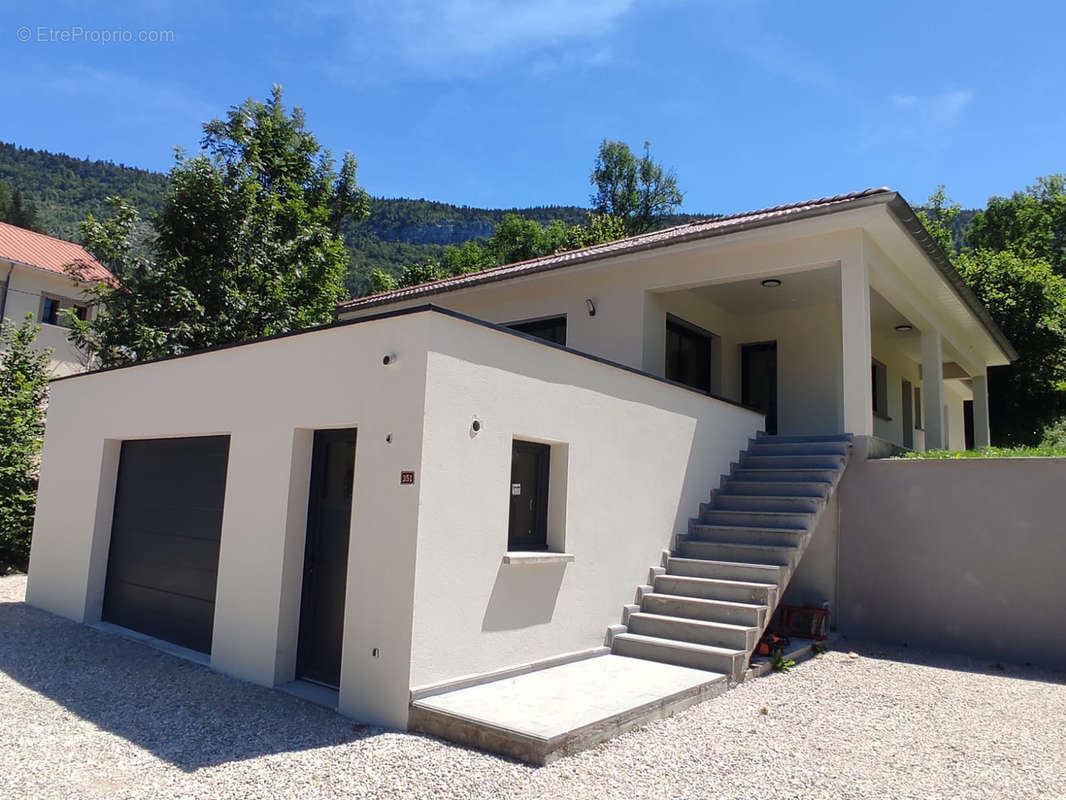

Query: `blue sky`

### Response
(3, 1, 1063, 214)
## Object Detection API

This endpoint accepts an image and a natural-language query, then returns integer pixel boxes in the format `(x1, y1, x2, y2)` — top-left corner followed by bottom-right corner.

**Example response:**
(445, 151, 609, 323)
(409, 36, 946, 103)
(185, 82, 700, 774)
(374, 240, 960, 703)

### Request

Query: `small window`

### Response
(506, 316, 567, 345)
(41, 296, 60, 326)
(665, 316, 713, 393)
(914, 386, 923, 429)
(872, 360, 889, 418)
(508, 440, 550, 551)
(72, 304, 89, 322)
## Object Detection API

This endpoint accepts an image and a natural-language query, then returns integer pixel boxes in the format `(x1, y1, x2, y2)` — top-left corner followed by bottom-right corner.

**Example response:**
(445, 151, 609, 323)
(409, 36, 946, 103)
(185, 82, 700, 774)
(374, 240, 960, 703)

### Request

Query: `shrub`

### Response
(0, 315, 51, 574)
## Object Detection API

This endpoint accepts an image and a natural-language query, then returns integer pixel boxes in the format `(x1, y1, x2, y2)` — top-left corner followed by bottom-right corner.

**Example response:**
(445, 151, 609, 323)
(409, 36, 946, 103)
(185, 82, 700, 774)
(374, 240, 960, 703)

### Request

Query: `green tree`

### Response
(0, 178, 44, 232)
(955, 249, 1066, 444)
(590, 140, 683, 234)
(366, 268, 397, 293)
(968, 175, 1066, 273)
(397, 261, 444, 288)
(70, 86, 370, 367)
(915, 184, 961, 256)
(0, 316, 51, 574)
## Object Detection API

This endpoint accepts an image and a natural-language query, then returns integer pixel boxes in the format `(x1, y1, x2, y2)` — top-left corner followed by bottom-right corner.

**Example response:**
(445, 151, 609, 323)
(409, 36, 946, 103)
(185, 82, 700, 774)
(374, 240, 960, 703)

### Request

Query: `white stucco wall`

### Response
(28, 312, 433, 728)
(409, 316, 763, 689)
(27, 308, 762, 728)
(1, 261, 95, 376)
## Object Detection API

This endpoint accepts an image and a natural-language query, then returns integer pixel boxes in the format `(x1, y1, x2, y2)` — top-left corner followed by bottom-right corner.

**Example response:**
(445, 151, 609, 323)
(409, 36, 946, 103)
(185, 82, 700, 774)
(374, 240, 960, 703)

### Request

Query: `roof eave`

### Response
(883, 194, 1018, 364)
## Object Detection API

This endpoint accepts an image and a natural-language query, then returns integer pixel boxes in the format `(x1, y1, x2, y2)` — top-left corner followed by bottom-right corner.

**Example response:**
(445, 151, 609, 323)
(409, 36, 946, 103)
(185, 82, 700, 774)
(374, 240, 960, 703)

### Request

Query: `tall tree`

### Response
(0, 179, 44, 232)
(71, 86, 370, 367)
(590, 140, 682, 234)
(0, 316, 51, 574)
(918, 183, 1066, 445)
(968, 175, 1066, 273)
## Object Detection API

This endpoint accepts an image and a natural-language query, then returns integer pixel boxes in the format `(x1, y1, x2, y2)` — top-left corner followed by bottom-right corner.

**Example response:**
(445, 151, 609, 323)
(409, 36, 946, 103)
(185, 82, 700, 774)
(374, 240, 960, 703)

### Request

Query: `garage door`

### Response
(102, 435, 231, 653)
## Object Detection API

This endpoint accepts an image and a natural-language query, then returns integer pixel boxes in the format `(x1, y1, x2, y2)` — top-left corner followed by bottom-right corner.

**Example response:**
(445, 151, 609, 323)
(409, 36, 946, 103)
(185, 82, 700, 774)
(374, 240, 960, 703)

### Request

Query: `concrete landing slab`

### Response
(409, 654, 726, 764)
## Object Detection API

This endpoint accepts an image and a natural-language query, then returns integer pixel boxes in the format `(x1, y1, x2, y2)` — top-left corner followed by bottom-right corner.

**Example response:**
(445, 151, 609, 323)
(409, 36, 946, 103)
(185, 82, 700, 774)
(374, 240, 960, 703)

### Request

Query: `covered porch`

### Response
(640, 237, 1000, 452)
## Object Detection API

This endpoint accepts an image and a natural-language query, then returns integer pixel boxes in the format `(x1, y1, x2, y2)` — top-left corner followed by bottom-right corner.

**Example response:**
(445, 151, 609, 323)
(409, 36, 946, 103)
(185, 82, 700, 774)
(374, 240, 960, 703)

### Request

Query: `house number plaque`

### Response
(400, 471, 415, 485)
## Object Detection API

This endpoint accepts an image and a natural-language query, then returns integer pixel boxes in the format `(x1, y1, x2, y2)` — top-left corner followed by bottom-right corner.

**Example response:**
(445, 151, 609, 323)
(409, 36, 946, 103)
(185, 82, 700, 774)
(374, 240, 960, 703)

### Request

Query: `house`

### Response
(0, 221, 115, 375)
(26, 188, 1033, 762)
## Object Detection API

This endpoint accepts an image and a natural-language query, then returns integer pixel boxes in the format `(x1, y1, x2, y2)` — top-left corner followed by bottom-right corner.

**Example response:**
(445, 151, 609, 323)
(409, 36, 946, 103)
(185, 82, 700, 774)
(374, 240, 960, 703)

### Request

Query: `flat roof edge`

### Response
(50, 304, 763, 415)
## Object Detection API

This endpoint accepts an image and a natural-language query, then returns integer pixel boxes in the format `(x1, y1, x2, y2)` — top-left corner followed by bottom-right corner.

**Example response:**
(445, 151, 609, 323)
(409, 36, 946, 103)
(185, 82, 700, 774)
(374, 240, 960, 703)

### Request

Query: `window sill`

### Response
(502, 552, 575, 565)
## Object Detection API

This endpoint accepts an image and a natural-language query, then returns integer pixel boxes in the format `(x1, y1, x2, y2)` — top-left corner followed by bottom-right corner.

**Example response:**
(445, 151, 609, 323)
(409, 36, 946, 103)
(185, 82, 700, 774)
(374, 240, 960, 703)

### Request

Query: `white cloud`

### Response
(295, 0, 637, 75)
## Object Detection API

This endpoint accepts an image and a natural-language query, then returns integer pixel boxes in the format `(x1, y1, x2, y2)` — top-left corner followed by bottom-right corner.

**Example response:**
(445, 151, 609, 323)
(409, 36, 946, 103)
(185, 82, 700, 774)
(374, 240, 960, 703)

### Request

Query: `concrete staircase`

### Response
(608, 433, 852, 682)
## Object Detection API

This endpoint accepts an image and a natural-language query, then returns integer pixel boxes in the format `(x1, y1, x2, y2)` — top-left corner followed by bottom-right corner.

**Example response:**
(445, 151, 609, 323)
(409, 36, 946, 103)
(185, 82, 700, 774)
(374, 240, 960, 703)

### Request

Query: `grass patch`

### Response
(901, 444, 1066, 459)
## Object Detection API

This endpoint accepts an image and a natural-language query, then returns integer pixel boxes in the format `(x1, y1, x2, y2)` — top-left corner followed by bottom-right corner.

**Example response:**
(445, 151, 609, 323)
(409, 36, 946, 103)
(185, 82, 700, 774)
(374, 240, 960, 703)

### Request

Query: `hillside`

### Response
(2, 143, 712, 297)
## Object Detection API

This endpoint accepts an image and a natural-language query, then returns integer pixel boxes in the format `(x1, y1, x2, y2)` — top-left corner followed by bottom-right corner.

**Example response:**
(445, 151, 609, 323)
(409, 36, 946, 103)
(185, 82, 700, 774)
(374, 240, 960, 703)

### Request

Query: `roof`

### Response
(338, 187, 1016, 363)
(338, 188, 893, 312)
(0, 221, 115, 284)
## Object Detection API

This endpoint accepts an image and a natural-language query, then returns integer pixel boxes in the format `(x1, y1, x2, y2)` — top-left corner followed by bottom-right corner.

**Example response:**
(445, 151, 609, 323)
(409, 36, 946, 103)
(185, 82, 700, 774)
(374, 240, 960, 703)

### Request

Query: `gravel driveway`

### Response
(2, 573, 1064, 799)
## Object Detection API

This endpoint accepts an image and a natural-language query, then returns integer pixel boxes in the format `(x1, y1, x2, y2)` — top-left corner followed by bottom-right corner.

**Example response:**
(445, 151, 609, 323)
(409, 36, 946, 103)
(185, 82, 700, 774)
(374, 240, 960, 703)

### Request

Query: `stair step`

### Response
(720, 480, 831, 498)
(627, 612, 759, 651)
(641, 592, 767, 627)
(611, 632, 746, 680)
(730, 468, 840, 484)
(689, 524, 808, 548)
(746, 439, 850, 455)
(654, 574, 778, 604)
(738, 453, 846, 469)
(677, 539, 798, 567)
(709, 494, 825, 513)
(755, 433, 853, 443)
(698, 508, 812, 530)
(666, 556, 788, 584)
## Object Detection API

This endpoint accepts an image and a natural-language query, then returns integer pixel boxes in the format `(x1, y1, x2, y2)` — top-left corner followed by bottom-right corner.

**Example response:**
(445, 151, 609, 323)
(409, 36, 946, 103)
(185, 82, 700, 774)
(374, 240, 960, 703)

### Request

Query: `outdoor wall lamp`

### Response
(895, 324, 914, 332)
(382, 352, 398, 365)
(761, 278, 782, 288)
(585, 298, 596, 316)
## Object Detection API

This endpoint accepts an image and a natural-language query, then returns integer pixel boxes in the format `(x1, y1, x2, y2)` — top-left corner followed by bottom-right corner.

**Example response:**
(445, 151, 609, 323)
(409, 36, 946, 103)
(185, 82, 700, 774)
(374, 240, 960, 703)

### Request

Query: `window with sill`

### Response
(40, 296, 61, 326)
(508, 440, 550, 551)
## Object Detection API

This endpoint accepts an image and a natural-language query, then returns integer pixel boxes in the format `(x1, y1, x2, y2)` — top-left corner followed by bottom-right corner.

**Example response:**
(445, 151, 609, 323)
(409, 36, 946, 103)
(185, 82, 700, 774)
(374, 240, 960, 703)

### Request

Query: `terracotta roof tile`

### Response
(0, 221, 115, 284)
(338, 188, 893, 311)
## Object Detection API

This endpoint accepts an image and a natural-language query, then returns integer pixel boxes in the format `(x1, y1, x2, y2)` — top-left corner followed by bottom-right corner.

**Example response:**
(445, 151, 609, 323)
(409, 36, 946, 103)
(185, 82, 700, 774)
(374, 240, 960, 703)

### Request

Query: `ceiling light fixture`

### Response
(761, 279, 782, 288)
(895, 324, 914, 332)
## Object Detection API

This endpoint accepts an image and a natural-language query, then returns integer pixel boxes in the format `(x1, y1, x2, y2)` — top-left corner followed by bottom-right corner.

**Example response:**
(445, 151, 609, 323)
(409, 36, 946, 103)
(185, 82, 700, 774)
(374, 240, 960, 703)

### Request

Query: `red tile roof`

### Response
(0, 221, 115, 284)
(338, 188, 894, 311)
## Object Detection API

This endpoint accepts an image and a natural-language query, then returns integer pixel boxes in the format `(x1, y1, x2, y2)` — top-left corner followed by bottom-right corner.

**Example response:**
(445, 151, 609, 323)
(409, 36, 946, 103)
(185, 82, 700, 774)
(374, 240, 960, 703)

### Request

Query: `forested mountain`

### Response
(0, 142, 712, 297)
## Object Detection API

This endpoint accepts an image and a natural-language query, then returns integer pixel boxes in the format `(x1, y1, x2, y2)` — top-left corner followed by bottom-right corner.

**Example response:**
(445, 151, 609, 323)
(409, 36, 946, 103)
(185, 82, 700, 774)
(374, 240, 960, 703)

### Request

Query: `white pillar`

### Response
(921, 331, 945, 450)
(840, 250, 873, 436)
(972, 372, 991, 448)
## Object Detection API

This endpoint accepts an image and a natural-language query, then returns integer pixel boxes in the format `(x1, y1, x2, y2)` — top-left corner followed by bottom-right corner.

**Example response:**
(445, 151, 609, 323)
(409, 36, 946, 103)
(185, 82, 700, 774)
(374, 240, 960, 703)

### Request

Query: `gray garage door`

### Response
(102, 435, 231, 654)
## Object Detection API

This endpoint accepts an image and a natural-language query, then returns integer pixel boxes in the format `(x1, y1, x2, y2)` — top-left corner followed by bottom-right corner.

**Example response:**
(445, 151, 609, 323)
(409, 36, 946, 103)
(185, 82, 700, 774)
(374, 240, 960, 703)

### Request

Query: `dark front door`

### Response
(296, 428, 357, 688)
(742, 342, 778, 435)
(508, 440, 550, 551)
(102, 435, 230, 654)
(902, 379, 914, 448)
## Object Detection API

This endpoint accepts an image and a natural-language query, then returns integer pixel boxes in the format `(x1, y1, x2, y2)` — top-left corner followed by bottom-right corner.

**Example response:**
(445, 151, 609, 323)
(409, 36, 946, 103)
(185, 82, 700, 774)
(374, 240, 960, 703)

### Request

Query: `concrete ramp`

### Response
(408, 654, 726, 764)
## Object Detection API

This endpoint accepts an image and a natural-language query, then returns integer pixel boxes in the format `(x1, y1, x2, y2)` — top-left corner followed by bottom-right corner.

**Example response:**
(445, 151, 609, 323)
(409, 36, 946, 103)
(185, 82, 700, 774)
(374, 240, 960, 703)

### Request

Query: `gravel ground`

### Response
(3, 573, 1065, 800)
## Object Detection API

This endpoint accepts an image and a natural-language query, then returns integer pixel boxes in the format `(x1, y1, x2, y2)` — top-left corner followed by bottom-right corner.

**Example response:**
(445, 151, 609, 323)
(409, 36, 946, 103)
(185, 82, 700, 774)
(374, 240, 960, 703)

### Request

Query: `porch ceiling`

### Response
(686, 265, 840, 313)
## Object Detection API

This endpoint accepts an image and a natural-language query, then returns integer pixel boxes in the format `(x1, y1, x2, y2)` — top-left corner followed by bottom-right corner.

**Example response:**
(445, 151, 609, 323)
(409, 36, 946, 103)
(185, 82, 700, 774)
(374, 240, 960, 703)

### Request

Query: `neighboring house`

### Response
(27, 189, 1037, 761)
(0, 221, 114, 376)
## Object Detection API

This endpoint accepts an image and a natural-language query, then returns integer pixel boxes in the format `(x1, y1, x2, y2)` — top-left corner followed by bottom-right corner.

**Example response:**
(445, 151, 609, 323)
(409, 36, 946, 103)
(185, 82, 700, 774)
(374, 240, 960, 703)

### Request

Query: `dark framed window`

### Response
(872, 360, 889, 418)
(72, 304, 89, 322)
(506, 316, 567, 345)
(665, 315, 713, 393)
(41, 296, 61, 325)
(508, 440, 551, 551)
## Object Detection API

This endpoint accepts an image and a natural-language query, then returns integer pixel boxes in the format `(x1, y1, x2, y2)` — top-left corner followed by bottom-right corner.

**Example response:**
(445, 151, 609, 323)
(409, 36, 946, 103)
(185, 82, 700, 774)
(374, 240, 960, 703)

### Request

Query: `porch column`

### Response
(840, 251, 873, 436)
(921, 330, 945, 449)
(972, 372, 991, 448)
